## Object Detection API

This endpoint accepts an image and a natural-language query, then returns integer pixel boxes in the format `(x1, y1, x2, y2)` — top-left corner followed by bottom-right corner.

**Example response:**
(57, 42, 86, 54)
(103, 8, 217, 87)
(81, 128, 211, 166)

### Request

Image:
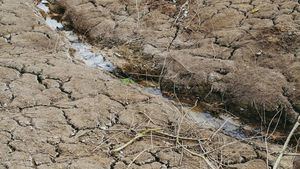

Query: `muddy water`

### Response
(36, 0, 252, 139)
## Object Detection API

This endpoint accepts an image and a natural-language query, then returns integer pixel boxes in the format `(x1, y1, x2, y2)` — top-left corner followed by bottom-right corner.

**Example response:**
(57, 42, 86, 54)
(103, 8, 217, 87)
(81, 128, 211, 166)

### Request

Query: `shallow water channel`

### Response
(36, 0, 253, 140)
(37, 0, 114, 71)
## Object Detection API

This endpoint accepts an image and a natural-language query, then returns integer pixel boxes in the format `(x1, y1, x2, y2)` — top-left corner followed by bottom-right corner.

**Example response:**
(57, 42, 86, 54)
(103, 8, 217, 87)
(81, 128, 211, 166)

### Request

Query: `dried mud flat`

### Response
(57, 0, 300, 130)
(0, 0, 298, 169)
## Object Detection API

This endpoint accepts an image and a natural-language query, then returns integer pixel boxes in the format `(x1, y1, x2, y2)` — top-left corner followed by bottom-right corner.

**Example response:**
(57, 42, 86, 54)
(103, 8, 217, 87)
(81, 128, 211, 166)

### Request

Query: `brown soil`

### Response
(57, 0, 300, 131)
(0, 0, 298, 169)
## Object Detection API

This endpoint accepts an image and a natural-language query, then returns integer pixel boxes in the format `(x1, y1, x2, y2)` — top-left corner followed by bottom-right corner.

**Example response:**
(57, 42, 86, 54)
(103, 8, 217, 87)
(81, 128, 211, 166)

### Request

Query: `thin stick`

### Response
(135, 0, 140, 28)
(127, 148, 148, 169)
(154, 131, 206, 141)
(283, 153, 300, 156)
(173, 0, 189, 25)
(204, 135, 264, 155)
(111, 128, 161, 153)
(273, 116, 300, 169)
(181, 144, 217, 169)
(209, 118, 229, 141)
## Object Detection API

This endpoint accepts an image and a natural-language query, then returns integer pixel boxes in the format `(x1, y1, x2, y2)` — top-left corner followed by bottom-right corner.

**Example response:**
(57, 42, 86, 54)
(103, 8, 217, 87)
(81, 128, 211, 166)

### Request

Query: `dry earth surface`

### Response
(0, 0, 298, 169)
(57, 0, 300, 130)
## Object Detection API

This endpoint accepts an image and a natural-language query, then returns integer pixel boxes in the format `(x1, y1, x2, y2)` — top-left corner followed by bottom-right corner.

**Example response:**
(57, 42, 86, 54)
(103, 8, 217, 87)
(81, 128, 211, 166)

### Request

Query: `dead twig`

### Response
(135, 0, 140, 28)
(111, 128, 161, 153)
(283, 153, 300, 156)
(208, 118, 230, 141)
(173, 0, 189, 25)
(127, 148, 148, 169)
(154, 130, 206, 141)
(180, 143, 217, 169)
(273, 116, 300, 169)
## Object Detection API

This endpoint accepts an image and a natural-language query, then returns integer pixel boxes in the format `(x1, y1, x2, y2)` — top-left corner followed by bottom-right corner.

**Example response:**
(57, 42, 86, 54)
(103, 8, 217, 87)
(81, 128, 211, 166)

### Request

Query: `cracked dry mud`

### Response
(57, 0, 300, 130)
(0, 0, 297, 169)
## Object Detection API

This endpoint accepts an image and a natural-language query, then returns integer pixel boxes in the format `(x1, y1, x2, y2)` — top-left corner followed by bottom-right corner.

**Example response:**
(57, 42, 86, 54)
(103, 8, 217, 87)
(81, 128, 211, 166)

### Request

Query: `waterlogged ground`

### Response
(0, 0, 297, 169)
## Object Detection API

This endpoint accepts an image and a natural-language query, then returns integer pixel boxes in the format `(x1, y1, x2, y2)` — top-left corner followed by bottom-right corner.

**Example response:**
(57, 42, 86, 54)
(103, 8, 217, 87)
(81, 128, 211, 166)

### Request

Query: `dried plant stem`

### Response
(155, 131, 206, 141)
(273, 116, 300, 169)
(284, 153, 300, 156)
(127, 148, 148, 169)
(111, 128, 161, 153)
(181, 144, 217, 169)
(135, 0, 140, 28)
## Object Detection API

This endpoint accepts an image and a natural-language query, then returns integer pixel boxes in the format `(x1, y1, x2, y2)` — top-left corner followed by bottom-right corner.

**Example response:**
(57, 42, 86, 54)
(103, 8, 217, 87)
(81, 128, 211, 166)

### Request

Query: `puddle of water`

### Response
(188, 111, 247, 139)
(45, 18, 63, 30)
(143, 87, 162, 96)
(37, 1, 63, 30)
(37, 0, 115, 72)
(64, 31, 114, 71)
